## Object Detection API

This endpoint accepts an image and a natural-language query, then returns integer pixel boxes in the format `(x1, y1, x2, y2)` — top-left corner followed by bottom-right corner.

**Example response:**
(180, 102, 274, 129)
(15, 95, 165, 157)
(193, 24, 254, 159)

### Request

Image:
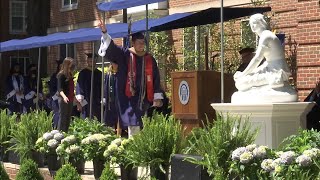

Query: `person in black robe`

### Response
(98, 23, 163, 137)
(75, 53, 102, 121)
(5, 64, 25, 114)
(48, 60, 62, 128)
(23, 64, 43, 112)
(103, 62, 122, 128)
(304, 80, 320, 130)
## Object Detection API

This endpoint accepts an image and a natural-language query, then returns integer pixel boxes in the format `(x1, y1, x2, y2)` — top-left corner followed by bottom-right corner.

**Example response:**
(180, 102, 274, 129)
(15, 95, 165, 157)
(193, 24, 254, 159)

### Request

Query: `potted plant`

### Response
(54, 163, 82, 180)
(35, 130, 64, 171)
(81, 133, 115, 179)
(183, 114, 259, 179)
(125, 113, 184, 180)
(0, 162, 10, 180)
(56, 135, 84, 174)
(9, 110, 52, 166)
(104, 137, 136, 180)
(100, 163, 118, 180)
(0, 109, 16, 162)
(15, 159, 44, 180)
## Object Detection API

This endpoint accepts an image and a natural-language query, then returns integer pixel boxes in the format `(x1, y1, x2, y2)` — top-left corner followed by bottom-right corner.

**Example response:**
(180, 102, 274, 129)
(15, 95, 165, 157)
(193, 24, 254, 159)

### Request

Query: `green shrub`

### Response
(126, 113, 183, 176)
(15, 159, 43, 180)
(54, 164, 81, 180)
(10, 110, 52, 161)
(0, 162, 10, 180)
(0, 109, 16, 157)
(100, 163, 117, 180)
(184, 113, 259, 178)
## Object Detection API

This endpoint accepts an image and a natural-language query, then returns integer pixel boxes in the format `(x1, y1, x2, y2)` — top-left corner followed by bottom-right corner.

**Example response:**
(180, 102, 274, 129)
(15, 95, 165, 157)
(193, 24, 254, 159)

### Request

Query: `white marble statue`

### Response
(232, 13, 298, 103)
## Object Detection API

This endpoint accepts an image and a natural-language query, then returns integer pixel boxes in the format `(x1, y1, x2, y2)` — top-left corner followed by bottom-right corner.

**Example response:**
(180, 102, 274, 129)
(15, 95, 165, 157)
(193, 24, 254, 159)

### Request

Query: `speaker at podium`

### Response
(171, 71, 236, 132)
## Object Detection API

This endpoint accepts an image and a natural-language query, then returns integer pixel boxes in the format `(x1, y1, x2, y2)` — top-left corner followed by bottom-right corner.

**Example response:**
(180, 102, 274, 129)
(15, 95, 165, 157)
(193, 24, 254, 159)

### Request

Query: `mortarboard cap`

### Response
(238, 47, 255, 54)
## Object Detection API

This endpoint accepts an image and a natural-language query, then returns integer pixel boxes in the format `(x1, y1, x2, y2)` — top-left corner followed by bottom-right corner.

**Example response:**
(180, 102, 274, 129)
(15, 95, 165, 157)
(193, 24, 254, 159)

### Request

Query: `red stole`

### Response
(125, 53, 154, 102)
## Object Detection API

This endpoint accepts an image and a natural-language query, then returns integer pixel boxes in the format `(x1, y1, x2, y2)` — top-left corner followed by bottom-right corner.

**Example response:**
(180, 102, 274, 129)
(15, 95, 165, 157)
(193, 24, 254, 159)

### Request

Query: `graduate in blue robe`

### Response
(103, 62, 123, 129)
(98, 27, 163, 136)
(76, 53, 102, 121)
(5, 64, 25, 114)
(23, 64, 43, 112)
(49, 60, 62, 128)
(304, 81, 320, 130)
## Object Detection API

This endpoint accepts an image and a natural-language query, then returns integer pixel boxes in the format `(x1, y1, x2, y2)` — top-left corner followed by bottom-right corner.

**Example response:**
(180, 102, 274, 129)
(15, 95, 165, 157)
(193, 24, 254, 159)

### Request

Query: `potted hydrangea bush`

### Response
(104, 137, 136, 180)
(81, 133, 115, 179)
(35, 130, 64, 171)
(56, 135, 85, 174)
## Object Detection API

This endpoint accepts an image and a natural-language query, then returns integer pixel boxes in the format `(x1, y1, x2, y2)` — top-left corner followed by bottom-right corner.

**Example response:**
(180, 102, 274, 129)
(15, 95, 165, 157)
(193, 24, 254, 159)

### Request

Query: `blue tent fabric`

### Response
(97, 0, 166, 11)
(0, 23, 128, 52)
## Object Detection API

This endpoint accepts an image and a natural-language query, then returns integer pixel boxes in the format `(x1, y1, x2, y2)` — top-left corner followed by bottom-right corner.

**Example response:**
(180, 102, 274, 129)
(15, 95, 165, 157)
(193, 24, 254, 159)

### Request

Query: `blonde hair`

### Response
(57, 57, 74, 79)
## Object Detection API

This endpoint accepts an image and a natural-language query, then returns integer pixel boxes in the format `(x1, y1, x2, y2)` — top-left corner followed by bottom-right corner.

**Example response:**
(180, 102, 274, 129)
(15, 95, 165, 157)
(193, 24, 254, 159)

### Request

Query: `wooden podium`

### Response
(171, 71, 236, 132)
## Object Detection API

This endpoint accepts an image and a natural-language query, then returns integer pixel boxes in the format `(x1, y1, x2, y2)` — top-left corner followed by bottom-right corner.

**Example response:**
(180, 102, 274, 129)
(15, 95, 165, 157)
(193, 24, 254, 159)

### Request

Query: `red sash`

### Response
(125, 53, 154, 102)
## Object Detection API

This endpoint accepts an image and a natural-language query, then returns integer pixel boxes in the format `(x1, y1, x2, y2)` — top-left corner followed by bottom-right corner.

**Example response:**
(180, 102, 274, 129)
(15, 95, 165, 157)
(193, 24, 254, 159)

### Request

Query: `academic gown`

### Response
(304, 89, 320, 130)
(103, 72, 122, 128)
(23, 76, 43, 112)
(76, 68, 102, 121)
(49, 73, 60, 128)
(102, 40, 162, 127)
(5, 75, 25, 114)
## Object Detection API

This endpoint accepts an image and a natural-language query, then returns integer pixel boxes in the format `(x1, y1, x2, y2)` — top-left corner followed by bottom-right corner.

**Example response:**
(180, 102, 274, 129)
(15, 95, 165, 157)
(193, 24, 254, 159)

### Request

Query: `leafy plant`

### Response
(278, 129, 320, 153)
(184, 114, 259, 178)
(100, 163, 118, 180)
(81, 133, 115, 161)
(15, 159, 43, 180)
(0, 109, 16, 159)
(56, 135, 83, 163)
(0, 162, 9, 180)
(9, 110, 52, 161)
(104, 137, 133, 166)
(68, 117, 114, 140)
(125, 113, 184, 177)
(54, 163, 82, 180)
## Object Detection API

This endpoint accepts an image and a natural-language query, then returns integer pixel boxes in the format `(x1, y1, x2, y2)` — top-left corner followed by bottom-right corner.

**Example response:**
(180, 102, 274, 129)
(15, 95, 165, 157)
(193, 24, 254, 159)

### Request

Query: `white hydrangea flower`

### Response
(56, 145, 64, 154)
(103, 149, 110, 157)
(303, 148, 320, 158)
(36, 137, 44, 145)
(43, 132, 53, 141)
(93, 134, 107, 141)
(81, 137, 91, 145)
(246, 144, 257, 152)
(275, 151, 284, 158)
(61, 135, 76, 144)
(231, 147, 247, 161)
(253, 146, 268, 159)
(53, 133, 64, 141)
(107, 143, 119, 152)
(47, 139, 59, 148)
(121, 138, 131, 146)
(112, 138, 122, 146)
(50, 130, 60, 135)
(69, 145, 80, 153)
(261, 159, 274, 172)
(240, 152, 253, 164)
(280, 151, 296, 164)
(272, 158, 282, 167)
(296, 154, 312, 167)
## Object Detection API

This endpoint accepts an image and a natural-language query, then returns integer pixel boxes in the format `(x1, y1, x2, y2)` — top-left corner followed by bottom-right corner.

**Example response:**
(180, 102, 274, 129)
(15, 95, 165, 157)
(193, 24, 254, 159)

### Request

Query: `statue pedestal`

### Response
(211, 102, 315, 149)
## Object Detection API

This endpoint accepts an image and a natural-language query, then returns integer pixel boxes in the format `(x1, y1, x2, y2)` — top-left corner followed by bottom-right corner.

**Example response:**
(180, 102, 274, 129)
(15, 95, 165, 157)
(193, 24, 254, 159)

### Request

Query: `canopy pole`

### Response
(90, 42, 95, 119)
(36, 48, 41, 110)
(101, 12, 106, 122)
(145, 4, 149, 52)
(220, 0, 224, 103)
(123, 9, 128, 46)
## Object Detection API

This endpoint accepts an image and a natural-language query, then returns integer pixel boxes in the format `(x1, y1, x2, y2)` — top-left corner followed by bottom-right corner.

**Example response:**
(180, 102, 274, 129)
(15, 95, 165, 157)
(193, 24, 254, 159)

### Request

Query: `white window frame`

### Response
(9, 0, 27, 34)
(61, 0, 78, 11)
(9, 56, 30, 76)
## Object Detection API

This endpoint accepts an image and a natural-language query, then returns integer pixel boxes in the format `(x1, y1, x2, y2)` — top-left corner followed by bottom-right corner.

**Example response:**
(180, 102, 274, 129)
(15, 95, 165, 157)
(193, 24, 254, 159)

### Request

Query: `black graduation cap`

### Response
(131, 32, 145, 41)
(85, 52, 98, 59)
(238, 47, 255, 54)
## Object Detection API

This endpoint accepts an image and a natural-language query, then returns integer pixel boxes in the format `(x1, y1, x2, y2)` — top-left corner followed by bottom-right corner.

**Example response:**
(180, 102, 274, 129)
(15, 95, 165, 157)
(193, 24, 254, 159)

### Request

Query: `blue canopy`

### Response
(97, 0, 166, 11)
(0, 23, 128, 52)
